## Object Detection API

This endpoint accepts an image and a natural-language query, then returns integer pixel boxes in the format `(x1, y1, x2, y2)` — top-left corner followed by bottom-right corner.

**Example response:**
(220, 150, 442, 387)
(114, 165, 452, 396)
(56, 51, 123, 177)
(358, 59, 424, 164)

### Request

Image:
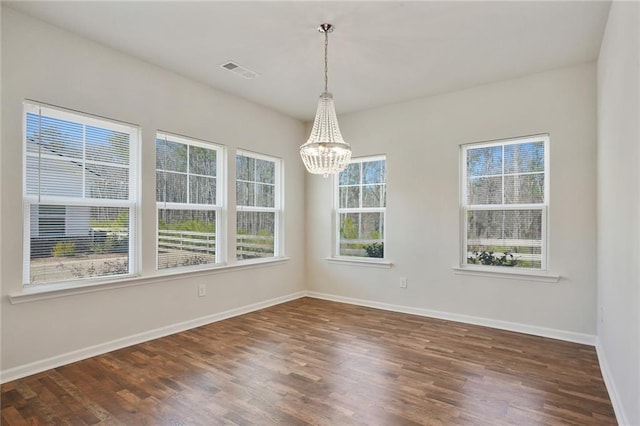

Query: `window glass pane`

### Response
(467, 176, 502, 205)
(236, 155, 255, 181)
(189, 145, 216, 176)
(466, 209, 542, 269)
(381, 184, 387, 207)
(339, 212, 384, 258)
(339, 186, 360, 209)
(237, 211, 275, 260)
(38, 205, 66, 236)
(29, 205, 130, 285)
(85, 164, 129, 200)
(236, 154, 277, 207)
(38, 204, 66, 215)
(156, 140, 187, 173)
(158, 209, 217, 269)
(467, 146, 502, 177)
(255, 183, 274, 208)
(339, 163, 360, 185)
(163, 172, 188, 203)
(26, 110, 133, 201)
(363, 185, 384, 208)
(157, 138, 218, 208)
(362, 160, 385, 184)
(504, 141, 544, 174)
(86, 127, 129, 165)
(26, 113, 83, 158)
(155, 139, 167, 170)
(189, 175, 216, 204)
(26, 156, 83, 197)
(361, 212, 384, 240)
(25, 113, 41, 154)
(156, 172, 165, 203)
(505, 174, 544, 204)
(255, 159, 275, 184)
(236, 181, 254, 207)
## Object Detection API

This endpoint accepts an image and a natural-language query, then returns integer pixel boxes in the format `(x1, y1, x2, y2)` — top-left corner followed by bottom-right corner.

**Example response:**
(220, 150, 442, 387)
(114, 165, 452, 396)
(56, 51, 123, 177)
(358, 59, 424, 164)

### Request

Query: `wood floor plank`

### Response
(1, 298, 616, 425)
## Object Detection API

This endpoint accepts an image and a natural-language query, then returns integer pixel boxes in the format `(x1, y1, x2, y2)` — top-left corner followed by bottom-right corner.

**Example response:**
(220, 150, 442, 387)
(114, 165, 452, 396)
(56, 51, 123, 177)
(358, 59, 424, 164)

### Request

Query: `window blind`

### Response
(156, 133, 222, 270)
(23, 102, 138, 285)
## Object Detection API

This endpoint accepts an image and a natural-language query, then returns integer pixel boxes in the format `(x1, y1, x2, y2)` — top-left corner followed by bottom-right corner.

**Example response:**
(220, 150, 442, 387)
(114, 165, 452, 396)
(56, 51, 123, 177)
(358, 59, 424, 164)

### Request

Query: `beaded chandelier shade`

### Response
(300, 23, 352, 177)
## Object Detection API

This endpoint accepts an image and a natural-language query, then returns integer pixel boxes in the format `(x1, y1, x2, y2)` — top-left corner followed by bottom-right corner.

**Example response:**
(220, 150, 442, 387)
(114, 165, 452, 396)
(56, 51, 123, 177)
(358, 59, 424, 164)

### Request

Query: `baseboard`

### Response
(0, 291, 306, 384)
(305, 291, 597, 346)
(596, 339, 631, 426)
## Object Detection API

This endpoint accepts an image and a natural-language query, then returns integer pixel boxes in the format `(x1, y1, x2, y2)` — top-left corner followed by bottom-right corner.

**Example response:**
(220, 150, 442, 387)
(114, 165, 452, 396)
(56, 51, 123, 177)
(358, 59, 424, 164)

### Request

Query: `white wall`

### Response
(597, 1, 640, 424)
(0, 8, 306, 375)
(307, 63, 598, 338)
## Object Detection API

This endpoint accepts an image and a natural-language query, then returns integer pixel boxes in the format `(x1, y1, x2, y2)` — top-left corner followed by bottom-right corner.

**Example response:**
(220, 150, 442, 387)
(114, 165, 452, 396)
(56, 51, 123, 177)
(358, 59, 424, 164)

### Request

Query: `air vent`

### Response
(220, 61, 258, 80)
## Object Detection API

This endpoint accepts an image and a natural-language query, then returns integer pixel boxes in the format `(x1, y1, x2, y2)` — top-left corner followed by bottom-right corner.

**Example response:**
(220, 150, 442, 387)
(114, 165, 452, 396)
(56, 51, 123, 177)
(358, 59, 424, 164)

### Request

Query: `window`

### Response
(461, 135, 549, 270)
(336, 156, 386, 258)
(156, 133, 223, 270)
(23, 102, 138, 285)
(236, 151, 282, 261)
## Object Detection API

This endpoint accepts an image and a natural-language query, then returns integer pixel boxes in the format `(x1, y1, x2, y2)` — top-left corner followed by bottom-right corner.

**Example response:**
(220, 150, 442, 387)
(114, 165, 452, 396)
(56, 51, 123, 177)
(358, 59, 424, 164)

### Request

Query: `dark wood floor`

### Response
(1, 297, 616, 425)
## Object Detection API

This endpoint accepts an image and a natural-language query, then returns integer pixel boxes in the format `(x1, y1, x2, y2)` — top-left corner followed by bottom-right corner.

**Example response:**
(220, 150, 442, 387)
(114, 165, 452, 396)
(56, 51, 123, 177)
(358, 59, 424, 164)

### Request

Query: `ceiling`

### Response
(6, 1, 611, 121)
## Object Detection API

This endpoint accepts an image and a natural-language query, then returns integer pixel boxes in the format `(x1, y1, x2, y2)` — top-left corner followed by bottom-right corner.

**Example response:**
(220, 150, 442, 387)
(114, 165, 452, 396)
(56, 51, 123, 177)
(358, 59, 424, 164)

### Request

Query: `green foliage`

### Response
(91, 236, 114, 254)
(363, 242, 384, 258)
(159, 218, 215, 233)
(467, 251, 518, 267)
(51, 241, 76, 257)
(257, 228, 271, 237)
(91, 210, 129, 254)
(514, 260, 538, 268)
(340, 216, 358, 239)
(91, 210, 129, 229)
(237, 231, 274, 256)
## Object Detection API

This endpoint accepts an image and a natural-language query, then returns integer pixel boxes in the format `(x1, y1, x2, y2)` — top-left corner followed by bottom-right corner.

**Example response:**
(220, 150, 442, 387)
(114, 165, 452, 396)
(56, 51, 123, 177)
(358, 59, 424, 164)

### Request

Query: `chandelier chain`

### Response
(324, 30, 329, 93)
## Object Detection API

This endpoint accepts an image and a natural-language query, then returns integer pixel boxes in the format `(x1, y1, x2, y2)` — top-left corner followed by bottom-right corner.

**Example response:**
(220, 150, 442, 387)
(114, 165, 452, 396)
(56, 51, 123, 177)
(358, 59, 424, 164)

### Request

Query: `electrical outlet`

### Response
(198, 283, 206, 297)
(600, 306, 604, 324)
(400, 277, 408, 289)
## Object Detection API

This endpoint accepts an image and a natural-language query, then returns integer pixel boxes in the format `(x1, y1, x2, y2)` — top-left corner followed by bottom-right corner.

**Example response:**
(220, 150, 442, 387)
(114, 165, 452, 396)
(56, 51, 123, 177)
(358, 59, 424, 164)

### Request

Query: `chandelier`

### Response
(300, 23, 352, 177)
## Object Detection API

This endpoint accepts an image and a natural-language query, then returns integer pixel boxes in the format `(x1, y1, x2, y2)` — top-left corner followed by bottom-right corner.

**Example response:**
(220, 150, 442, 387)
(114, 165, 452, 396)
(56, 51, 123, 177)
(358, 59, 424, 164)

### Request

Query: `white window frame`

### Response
(460, 134, 550, 271)
(334, 155, 387, 260)
(23, 101, 140, 286)
(235, 149, 283, 262)
(155, 132, 225, 271)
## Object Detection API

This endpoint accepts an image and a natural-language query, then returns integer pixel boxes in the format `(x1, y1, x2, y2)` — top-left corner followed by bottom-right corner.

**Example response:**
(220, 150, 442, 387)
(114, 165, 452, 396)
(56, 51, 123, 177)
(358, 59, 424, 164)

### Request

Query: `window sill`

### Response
(451, 266, 560, 283)
(325, 257, 393, 269)
(234, 256, 289, 267)
(9, 257, 290, 304)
